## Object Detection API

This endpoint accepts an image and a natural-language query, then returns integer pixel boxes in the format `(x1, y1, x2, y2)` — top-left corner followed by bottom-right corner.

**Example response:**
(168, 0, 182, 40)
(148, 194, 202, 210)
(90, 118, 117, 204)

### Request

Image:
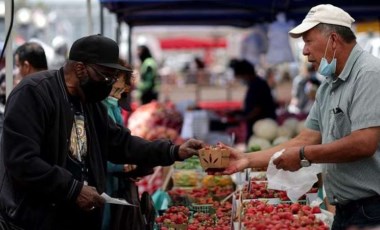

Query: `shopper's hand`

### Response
(76, 185, 105, 211)
(273, 147, 301, 171)
(178, 138, 205, 160)
(123, 164, 137, 173)
(209, 142, 249, 175)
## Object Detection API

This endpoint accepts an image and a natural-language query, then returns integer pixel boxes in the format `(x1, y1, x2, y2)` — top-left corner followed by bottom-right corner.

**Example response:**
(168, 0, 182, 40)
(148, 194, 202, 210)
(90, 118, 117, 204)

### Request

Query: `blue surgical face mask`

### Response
(318, 36, 337, 78)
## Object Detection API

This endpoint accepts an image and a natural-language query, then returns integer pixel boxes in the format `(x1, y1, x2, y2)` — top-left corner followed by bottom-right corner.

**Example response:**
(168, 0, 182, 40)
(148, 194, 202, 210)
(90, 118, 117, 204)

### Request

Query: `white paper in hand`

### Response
(266, 149, 322, 203)
(101, 193, 138, 207)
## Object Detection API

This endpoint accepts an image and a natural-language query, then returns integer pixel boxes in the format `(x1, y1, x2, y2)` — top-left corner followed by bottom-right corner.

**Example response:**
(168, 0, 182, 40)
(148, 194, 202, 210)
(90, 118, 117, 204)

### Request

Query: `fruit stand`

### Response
(156, 169, 332, 229)
(124, 101, 332, 229)
(154, 146, 333, 230)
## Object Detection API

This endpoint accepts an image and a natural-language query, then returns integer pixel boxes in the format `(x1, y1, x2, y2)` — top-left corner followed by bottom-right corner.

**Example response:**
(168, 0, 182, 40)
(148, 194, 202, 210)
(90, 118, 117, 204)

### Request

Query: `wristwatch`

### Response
(299, 146, 311, 167)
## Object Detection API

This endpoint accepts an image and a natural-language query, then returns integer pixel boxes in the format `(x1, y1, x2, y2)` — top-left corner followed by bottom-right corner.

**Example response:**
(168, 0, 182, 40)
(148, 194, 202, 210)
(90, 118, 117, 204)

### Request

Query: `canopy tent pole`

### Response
(99, 1, 104, 35)
(127, 24, 133, 63)
(115, 18, 121, 44)
(5, 0, 14, 99)
(86, 0, 93, 35)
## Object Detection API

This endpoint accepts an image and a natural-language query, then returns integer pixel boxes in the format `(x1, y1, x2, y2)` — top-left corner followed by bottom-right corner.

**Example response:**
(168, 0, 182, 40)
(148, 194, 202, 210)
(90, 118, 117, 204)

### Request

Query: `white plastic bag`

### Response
(266, 149, 322, 203)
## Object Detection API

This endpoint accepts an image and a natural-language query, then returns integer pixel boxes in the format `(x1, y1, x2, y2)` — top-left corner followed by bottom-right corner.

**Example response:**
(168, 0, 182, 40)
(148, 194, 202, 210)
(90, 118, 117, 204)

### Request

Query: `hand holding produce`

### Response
(199, 145, 230, 171)
(205, 143, 249, 175)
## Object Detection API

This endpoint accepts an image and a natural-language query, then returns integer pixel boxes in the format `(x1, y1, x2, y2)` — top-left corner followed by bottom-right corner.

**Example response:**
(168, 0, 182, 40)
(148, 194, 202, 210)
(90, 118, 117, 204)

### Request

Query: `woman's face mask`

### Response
(318, 36, 337, 78)
(105, 96, 119, 105)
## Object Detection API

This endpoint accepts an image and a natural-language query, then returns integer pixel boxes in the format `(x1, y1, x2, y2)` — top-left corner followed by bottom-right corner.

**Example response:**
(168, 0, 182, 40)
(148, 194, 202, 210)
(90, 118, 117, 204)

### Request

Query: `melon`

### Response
(253, 118, 278, 141)
(248, 136, 272, 150)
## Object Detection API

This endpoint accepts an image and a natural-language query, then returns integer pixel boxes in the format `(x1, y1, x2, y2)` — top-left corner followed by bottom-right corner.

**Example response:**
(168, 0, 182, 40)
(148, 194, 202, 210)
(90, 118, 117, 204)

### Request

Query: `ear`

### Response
(74, 62, 87, 79)
(74, 62, 85, 72)
(23, 61, 31, 74)
(331, 33, 339, 49)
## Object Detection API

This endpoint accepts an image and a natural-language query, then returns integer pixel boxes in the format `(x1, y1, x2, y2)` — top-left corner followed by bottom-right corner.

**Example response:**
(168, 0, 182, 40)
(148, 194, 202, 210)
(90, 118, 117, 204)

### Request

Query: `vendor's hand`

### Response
(76, 185, 105, 212)
(272, 147, 301, 171)
(178, 138, 205, 160)
(212, 142, 249, 175)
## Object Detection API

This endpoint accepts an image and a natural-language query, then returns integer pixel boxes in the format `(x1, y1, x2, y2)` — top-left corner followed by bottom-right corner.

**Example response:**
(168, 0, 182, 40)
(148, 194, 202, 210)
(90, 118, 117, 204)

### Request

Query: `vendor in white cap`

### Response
(217, 4, 380, 230)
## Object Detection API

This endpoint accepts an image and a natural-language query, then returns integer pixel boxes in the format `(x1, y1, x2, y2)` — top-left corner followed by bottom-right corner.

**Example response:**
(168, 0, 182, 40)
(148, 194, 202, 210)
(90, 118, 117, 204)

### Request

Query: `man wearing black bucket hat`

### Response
(0, 34, 204, 230)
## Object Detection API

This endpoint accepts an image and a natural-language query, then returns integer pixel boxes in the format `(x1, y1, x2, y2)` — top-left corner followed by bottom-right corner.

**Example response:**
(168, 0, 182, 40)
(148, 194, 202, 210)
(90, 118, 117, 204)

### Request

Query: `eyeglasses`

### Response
(87, 64, 119, 86)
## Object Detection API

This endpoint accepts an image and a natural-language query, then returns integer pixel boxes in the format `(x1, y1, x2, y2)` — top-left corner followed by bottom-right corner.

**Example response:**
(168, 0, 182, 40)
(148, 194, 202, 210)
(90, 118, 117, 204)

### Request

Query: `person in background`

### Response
(264, 67, 277, 101)
(0, 43, 48, 141)
(0, 34, 204, 230)
(50, 36, 69, 70)
(288, 63, 318, 114)
(14, 41, 48, 79)
(302, 76, 321, 114)
(194, 56, 208, 85)
(136, 45, 159, 105)
(229, 59, 277, 143)
(102, 59, 150, 230)
(219, 4, 380, 230)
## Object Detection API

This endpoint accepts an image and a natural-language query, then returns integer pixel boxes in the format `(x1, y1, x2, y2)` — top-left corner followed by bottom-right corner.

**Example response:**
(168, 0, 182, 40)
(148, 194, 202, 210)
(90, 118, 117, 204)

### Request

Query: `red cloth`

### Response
(197, 100, 242, 111)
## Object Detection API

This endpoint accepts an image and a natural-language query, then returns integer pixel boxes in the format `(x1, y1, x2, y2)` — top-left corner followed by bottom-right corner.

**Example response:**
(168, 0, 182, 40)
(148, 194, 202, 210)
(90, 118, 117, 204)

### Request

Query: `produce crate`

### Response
(281, 199, 307, 205)
(167, 187, 194, 206)
(169, 194, 191, 207)
(190, 203, 215, 214)
(155, 223, 187, 230)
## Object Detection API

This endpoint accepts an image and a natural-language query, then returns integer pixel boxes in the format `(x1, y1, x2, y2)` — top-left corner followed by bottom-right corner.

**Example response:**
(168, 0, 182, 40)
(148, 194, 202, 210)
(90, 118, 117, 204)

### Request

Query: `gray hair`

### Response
(315, 23, 356, 43)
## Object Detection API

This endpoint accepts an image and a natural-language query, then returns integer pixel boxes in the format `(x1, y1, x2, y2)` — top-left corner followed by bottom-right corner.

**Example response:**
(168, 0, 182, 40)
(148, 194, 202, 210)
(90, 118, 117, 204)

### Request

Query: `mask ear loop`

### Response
(323, 36, 337, 62)
(323, 36, 331, 58)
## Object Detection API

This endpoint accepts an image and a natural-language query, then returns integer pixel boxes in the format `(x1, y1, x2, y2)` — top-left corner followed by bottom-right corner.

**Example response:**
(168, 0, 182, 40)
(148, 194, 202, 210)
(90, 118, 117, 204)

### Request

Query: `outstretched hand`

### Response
(178, 138, 205, 160)
(207, 142, 250, 175)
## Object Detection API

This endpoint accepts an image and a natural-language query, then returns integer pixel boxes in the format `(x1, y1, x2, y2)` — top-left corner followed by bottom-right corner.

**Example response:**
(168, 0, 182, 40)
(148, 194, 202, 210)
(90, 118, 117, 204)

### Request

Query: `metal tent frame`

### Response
(99, 0, 380, 62)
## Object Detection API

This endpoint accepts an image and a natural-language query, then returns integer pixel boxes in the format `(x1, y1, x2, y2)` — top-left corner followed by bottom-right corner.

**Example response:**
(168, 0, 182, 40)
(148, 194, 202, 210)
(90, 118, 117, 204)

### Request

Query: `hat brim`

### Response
(97, 63, 133, 72)
(289, 21, 320, 38)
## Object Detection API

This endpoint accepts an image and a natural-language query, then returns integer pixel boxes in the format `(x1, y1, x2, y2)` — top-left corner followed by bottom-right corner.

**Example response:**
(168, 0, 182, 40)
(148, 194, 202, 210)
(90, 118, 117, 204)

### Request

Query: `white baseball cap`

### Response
(289, 4, 355, 38)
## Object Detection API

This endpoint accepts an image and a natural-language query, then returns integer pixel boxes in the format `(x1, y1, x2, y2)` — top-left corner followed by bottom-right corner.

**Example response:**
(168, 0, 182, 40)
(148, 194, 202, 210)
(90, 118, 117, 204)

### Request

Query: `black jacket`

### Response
(0, 69, 176, 230)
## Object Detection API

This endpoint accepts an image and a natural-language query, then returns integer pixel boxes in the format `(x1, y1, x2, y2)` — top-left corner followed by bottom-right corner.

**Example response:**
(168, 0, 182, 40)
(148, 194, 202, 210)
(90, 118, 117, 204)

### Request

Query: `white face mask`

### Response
(318, 36, 337, 77)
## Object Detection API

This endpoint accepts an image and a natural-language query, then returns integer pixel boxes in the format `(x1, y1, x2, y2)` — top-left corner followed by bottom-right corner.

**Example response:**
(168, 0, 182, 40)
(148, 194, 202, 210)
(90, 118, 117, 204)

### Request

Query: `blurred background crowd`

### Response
(1, 0, 379, 105)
